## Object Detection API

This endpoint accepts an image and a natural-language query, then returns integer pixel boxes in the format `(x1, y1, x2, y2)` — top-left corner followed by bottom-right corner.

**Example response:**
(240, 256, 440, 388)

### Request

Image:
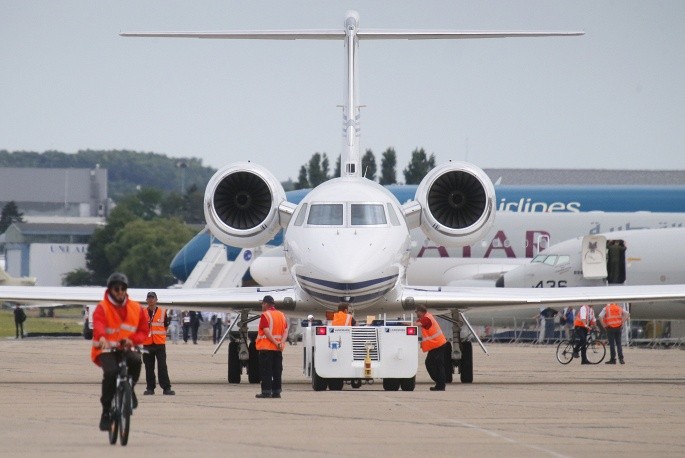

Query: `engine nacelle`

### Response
(204, 162, 286, 248)
(414, 161, 496, 247)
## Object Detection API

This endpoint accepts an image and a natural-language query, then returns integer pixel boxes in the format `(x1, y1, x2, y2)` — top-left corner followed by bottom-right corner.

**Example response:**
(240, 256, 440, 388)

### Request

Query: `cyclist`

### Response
(572, 304, 596, 365)
(91, 272, 149, 431)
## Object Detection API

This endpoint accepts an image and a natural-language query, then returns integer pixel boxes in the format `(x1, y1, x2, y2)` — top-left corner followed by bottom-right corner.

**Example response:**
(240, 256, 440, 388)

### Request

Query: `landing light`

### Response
(406, 327, 418, 336)
(316, 326, 327, 336)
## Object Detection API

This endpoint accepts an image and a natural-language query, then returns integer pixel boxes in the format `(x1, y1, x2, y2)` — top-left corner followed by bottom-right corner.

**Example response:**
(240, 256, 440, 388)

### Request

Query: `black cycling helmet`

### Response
(107, 272, 129, 288)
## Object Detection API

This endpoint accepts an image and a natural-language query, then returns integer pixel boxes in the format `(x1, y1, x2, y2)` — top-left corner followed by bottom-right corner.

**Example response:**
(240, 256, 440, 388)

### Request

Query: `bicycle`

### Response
(105, 344, 141, 446)
(556, 329, 606, 365)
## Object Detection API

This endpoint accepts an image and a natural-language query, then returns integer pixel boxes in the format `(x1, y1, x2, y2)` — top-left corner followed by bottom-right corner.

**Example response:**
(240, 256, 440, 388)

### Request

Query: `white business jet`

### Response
(2, 12, 685, 385)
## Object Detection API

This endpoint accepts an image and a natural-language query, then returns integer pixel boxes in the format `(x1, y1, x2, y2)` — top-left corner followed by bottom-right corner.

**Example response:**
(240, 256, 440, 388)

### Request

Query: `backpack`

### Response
(18, 309, 26, 323)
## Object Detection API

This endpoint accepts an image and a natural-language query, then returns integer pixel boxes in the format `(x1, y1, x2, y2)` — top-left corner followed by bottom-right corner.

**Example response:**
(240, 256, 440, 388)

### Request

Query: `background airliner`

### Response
(2, 11, 684, 386)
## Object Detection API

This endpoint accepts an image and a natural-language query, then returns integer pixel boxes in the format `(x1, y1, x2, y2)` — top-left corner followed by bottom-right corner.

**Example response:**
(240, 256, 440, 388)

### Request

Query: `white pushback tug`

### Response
(303, 319, 419, 391)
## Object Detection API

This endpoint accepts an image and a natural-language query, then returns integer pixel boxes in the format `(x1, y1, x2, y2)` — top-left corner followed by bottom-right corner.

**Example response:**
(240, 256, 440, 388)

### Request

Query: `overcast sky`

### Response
(2, 1, 684, 181)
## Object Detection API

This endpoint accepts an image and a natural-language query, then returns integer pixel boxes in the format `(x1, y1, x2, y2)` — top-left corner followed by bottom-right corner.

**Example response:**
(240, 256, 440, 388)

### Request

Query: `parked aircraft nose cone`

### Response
(495, 275, 504, 288)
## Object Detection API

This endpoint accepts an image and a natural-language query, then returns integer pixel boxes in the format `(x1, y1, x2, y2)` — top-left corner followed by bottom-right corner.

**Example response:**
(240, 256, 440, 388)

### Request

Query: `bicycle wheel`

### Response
(556, 340, 574, 365)
(585, 340, 606, 364)
(108, 398, 118, 445)
(118, 383, 131, 446)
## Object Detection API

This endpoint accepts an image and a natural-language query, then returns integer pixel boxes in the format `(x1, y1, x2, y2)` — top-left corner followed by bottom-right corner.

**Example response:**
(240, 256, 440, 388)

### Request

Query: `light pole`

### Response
(176, 161, 188, 194)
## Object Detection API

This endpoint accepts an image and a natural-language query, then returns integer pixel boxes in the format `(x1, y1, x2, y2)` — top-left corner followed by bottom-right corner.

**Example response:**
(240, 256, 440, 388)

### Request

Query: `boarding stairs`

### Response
(182, 243, 262, 289)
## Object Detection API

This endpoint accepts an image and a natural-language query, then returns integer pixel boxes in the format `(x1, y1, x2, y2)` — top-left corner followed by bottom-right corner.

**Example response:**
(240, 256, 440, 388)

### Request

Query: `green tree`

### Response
(307, 152, 329, 187)
(334, 155, 341, 178)
(380, 148, 398, 185)
(116, 187, 163, 220)
(0, 201, 24, 233)
(361, 149, 377, 181)
(86, 205, 137, 285)
(107, 218, 196, 287)
(295, 165, 310, 190)
(62, 268, 94, 286)
(403, 148, 436, 184)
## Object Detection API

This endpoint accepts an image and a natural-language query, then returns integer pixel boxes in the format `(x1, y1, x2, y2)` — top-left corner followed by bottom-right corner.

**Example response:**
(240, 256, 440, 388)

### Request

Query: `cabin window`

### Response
(350, 204, 387, 226)
(386, 203, 400, 226)
(307, 204, 344, 226)
(293, 203, 308, 226)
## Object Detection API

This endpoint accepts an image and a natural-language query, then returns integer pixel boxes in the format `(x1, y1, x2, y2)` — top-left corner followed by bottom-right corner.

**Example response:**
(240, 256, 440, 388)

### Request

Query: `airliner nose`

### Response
(495, 275, 504, 288)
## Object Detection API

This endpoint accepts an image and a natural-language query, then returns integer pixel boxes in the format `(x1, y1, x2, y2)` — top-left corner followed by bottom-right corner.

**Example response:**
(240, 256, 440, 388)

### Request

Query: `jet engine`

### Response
(204, 162, 286, 248)
(414, 161, 496, 247)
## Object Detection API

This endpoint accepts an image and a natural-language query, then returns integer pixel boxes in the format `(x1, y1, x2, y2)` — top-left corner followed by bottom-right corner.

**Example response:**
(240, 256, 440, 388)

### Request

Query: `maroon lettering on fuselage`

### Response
(416, 230, 552, 259)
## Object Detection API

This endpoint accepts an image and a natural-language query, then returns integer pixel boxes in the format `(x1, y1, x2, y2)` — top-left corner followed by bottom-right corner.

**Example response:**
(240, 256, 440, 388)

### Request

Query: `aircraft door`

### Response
(581, 235, 608, 279)
(606, 239, 627, 284)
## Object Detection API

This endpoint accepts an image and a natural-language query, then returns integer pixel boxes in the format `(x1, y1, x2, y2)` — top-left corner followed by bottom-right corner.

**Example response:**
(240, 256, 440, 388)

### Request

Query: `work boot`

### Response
(429, 386, 445, 391)
(619, 359, 625, 364)
(272, 393, 281, 398)
(572, 352, 579, 358)
(255, 392, 272, 398)
(605, 360, 616, 365)
(143, 389, 154, 395)
(163, 389, 175, 395)
(99, 412, 110, 431)
(581, 360, 591, 365)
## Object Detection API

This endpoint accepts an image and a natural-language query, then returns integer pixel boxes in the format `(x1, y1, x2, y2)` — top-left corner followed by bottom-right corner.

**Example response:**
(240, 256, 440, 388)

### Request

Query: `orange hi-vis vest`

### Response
(331, 311, 352, 326)
(574, 305, 590, 328)
(143, 306, 167, 345)
(420, 312, 447, 352)
(91, 298, 141, 363)
(603, 303, 624, 328)
(256, 309, 287, 351)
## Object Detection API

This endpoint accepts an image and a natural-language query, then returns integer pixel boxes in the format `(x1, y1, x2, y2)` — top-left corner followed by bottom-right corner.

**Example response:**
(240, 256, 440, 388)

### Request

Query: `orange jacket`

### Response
(91, 293, 145, 364)
(419, 312, 447, 352)
(331, 311, 353, 326)
(143, 306, 167, 345)
(602, 303, 624, 328)
(256, 309, 287, 351)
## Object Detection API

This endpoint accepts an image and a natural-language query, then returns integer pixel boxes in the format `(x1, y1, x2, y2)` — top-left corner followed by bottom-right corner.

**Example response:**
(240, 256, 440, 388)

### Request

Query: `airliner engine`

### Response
(204, 162, 286, 248)
(414, 162, 496, 247)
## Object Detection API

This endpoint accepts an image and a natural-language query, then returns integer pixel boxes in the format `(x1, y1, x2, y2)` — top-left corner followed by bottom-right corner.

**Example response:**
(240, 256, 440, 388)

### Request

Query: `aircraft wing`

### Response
(0, 286, 297, 312)
(401, 284, 685, 311)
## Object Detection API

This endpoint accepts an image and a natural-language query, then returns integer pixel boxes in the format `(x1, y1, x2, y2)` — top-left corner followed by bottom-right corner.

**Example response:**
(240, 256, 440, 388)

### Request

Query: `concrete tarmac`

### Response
(0, 337, 683, 457)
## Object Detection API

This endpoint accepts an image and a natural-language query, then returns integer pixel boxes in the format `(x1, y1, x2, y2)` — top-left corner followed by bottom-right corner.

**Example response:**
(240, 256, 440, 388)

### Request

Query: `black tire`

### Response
(444, 341, 454, 383)
(382, 378, 400, 391)
(108, 399, 118, 445)
(350, 379, 362, 389)
(311, 352, 327, 391)
(119, 384, 131, 446)
(247, 341, 261, 384)
(556, 340, 574, 365)
(459, 341, 473, 383)
(328, 379, 344, 391)
(586, 340, 607, 364)
(228, 341, 241, 384)
(400, 376, 416, 391)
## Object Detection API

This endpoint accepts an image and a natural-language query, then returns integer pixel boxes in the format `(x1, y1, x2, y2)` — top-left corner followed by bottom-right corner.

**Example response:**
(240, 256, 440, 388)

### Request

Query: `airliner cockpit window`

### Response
(532, 255, 546, 263)
(543, 255, 558, 266)
(351, 204, 387, 225)
(307, 204, 344, 226)
(558, 255, 570, 265)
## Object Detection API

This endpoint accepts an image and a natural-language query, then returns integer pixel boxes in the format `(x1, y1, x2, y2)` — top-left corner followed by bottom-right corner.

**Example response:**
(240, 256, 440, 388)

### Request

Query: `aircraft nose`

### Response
(495, 275, 504, 288)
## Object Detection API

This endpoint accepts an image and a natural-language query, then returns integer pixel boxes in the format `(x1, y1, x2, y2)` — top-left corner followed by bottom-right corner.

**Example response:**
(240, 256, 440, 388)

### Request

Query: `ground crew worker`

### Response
(142, 291, 175, 396)
(600, 303, 629, 364)
(415, 304, 448, 391)
(331, 302, 356, 326)
(573, 304, 595, 365)
(255, 295, 287, 399)
(91, 272, 148, 431)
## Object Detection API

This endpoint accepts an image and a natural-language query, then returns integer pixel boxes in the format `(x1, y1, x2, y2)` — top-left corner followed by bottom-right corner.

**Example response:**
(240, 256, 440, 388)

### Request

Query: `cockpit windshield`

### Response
(350, 204, 387, 225)
(531, 254, 571, 266)
(307, 204, 344, 225)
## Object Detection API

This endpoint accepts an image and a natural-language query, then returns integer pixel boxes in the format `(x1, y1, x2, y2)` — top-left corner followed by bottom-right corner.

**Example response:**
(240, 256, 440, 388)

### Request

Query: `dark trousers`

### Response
(213, 322, 223, 344)
(15, 322, 23, 338)
(182, 324, 190, 342)
(191, 324, 200, 344)
(143, 344, 172, 391)
(258, 350, 283, 395)
(606, 326, 624, 362)
(573, 326, 588, 362)
(425, 343, 447, 389)
(99, 351, 142, 413)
